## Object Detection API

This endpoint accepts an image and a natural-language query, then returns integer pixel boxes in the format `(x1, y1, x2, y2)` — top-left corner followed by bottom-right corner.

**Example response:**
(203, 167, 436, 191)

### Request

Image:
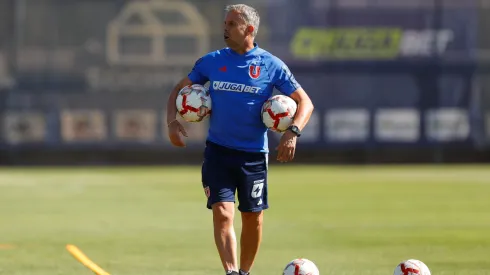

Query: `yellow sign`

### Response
(290, 27, 402, 59)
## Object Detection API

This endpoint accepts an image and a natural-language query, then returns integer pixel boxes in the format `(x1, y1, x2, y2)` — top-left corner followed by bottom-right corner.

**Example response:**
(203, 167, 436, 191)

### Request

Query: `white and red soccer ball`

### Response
(176, 84, 212, 122)
(393, 259, 431, 275)
(282, 257, 430, 275)
(261, 95, 297, 132)
(283, 258, 319, 275)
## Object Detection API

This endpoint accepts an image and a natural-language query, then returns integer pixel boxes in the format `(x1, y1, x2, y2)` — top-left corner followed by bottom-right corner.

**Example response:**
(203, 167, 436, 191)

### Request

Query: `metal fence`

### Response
(1, 0, 490, 164)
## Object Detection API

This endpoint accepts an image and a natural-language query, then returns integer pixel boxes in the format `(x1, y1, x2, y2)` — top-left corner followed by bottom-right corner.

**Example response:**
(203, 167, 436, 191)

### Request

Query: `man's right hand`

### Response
(167, 119, 188, 147)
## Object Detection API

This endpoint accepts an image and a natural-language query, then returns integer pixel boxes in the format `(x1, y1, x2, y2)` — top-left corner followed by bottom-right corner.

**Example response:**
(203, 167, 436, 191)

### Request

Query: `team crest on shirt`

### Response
(249, 61, 261, 79)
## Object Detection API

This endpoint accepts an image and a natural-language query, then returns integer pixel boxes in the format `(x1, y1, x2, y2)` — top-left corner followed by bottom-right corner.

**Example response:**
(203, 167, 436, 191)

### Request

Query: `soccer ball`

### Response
(261, 95, 297, 132)
(283, 258, 319, 275)
(394, 259, 431, 275)
(176, 84, 212, 122)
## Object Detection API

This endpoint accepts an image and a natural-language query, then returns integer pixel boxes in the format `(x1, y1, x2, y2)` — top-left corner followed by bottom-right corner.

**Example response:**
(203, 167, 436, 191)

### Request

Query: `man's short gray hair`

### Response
(225, 4, 260, 37)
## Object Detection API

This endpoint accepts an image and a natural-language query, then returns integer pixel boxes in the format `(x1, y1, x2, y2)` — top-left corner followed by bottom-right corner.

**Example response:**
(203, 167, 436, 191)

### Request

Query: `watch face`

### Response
(289, 126, 300, 135)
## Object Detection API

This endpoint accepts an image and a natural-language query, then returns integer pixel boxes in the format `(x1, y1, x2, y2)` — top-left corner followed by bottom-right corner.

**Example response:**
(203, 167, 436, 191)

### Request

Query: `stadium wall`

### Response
(1, 0, 490, 165)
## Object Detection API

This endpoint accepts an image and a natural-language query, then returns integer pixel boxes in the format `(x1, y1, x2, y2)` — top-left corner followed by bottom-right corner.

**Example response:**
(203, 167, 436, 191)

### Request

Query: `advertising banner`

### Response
(266, 4, 478, 62)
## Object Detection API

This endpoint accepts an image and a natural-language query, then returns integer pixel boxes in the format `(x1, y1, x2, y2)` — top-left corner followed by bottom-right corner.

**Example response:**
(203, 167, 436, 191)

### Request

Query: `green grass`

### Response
(0, 165, 490, 274)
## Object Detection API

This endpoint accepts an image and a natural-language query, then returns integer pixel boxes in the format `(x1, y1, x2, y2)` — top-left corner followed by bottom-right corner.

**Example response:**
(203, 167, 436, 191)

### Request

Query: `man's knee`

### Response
(241, 211, 263, 226)
(212, 202, 235, 225)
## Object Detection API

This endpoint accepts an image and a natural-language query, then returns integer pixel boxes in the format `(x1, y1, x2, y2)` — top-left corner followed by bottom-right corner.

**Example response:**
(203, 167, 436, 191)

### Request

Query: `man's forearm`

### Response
(292, 98, 314, 131)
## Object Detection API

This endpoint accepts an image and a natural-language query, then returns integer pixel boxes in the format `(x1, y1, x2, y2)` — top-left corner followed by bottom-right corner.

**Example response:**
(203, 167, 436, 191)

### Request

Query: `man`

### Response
(166, 4, 314, 275)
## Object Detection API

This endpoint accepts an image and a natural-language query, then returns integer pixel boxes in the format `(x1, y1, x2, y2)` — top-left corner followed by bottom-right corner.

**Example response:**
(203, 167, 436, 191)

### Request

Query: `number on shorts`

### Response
(251, 180, 264, 198)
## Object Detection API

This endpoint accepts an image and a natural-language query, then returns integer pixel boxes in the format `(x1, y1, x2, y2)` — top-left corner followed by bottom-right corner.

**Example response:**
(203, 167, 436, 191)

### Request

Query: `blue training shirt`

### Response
(187, 43, 301, 153)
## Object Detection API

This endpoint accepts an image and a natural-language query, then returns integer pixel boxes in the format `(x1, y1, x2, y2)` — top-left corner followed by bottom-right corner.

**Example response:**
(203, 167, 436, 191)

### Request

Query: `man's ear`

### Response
(247, 25, 254, 35)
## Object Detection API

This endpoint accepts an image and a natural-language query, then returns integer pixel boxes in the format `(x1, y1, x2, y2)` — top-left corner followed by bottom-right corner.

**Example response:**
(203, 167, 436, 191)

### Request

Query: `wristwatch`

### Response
(287, 125, 301, 137)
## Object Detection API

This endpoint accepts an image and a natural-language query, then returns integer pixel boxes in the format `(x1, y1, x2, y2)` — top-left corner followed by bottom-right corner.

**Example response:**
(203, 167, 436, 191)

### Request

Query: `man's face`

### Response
(224, 11, 250, 47)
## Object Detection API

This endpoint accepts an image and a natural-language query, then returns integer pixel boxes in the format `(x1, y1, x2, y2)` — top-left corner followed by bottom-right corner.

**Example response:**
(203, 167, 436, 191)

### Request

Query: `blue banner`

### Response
(266, 5, 478, 63)
(0, 1, 488, 151)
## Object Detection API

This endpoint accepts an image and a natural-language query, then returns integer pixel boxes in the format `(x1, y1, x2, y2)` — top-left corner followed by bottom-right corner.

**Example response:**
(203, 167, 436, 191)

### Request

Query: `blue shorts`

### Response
(201, 141, 269, 212)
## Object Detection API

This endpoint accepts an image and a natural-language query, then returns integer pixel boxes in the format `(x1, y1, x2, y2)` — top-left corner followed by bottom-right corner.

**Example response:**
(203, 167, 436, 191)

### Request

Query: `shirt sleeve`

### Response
(187, 56, 209, 85)
(270, 57, 301, 96)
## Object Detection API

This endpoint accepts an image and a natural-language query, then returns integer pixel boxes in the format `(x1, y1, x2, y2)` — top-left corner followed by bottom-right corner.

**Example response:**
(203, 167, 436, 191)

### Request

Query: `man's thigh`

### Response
(236, 153, 269, 212)
(201, 145, 237, 209)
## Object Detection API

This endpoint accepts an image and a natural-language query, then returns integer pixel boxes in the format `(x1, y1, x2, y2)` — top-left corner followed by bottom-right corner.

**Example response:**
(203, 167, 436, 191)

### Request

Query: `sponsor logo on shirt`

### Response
(212, 81, 261, 94)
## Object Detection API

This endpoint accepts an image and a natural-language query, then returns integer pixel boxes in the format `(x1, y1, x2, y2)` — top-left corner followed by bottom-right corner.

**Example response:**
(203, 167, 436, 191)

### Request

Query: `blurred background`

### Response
(1, 2, 490, 274)
(1, 0, 490, 165)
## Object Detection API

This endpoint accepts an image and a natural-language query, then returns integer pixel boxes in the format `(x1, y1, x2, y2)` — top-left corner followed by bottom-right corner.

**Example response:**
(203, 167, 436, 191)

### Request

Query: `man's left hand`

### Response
(276, 130, 297, 162)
